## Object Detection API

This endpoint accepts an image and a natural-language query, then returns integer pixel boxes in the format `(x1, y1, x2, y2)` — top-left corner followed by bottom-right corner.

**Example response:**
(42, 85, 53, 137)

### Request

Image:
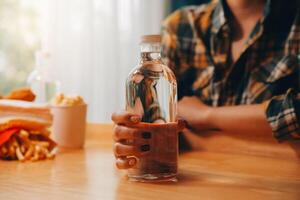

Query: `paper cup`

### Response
(50, 104, 87, 148)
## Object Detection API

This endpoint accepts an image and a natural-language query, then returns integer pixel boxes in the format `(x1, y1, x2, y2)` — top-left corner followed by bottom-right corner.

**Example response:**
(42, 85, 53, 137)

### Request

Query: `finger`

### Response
(114, 143, 150, 157)
(111, 111, 141, 125)
(116, 156, 137, 169)
(113, 125, 140, 142)
(114, 125, 152, 142)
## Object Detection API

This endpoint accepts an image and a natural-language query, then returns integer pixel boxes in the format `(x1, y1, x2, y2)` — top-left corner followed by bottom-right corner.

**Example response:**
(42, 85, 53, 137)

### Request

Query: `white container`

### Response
(51, 104, 87, 148)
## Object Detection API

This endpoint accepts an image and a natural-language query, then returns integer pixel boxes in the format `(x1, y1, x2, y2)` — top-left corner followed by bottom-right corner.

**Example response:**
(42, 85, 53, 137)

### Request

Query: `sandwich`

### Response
(0, 100, 56, 161)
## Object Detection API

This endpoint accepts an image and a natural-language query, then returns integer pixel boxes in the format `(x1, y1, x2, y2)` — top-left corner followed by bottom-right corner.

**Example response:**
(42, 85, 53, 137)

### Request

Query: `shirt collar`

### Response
(211, 0, 227, 35)
(261, 0, 271, 23)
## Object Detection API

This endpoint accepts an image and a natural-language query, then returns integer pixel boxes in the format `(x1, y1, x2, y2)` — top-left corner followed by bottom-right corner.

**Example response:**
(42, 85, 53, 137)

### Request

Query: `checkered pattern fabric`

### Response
(161, 0, 300, 141)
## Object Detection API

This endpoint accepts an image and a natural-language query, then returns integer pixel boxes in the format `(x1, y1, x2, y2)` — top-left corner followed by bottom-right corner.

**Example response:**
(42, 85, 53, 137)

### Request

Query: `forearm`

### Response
(206, 104, 273, 135)
(178, 96, 273, 136)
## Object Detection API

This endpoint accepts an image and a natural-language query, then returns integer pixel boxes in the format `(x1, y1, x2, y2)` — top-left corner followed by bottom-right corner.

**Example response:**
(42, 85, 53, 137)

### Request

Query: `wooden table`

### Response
(1, 124, 300, 200)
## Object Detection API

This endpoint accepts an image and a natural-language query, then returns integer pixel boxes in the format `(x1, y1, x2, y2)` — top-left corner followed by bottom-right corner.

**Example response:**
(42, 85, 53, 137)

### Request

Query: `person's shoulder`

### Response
(163, 1, 218, 35)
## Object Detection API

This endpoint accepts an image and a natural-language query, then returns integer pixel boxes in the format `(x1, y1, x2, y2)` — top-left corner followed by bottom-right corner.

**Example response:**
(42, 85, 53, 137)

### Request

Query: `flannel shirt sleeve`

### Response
(265, 54, 300, 142)
(265, 88, 300, 141)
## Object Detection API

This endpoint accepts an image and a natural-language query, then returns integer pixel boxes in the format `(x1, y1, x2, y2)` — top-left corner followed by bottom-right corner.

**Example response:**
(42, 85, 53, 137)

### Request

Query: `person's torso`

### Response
(171, 0, 300, 106)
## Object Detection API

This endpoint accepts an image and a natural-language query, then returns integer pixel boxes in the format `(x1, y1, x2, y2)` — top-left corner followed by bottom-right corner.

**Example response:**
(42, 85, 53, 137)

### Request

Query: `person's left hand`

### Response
(178, 96, 215, 132)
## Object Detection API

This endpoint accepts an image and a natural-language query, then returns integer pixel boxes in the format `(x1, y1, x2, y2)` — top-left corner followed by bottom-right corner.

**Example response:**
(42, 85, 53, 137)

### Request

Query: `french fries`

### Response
(0, 129, 56, 162)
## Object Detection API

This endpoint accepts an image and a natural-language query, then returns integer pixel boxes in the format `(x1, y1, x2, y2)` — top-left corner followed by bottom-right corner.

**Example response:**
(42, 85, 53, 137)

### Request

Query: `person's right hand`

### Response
(111, 111, 185, 170)
(111, 111, 148, 169)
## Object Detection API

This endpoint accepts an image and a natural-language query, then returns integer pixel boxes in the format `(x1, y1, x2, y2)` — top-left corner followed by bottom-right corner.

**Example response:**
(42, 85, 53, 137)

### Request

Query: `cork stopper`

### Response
(140, 35, 161, 44)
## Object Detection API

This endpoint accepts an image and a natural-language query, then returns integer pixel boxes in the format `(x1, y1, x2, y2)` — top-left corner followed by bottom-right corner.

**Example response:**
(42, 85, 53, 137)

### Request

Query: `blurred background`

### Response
(0, 0, 208, 122)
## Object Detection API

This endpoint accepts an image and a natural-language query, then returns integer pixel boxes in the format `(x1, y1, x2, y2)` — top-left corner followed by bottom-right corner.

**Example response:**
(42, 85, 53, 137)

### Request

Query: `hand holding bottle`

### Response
(111, 111, 185, 170)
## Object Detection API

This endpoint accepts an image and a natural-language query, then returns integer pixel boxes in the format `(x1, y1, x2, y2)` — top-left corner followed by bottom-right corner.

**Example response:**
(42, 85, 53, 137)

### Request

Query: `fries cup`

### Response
(50, 104, 87, 148)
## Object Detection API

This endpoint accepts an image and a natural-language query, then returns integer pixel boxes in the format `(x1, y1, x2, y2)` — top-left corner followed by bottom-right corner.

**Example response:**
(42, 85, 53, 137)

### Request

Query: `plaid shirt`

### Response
(161, 0, 300, 141)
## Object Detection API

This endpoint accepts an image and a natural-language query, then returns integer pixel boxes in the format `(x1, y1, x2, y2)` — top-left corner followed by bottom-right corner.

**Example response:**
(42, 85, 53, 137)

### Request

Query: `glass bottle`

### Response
(27, 51, 61, 103)
(126, 35, 178, 182)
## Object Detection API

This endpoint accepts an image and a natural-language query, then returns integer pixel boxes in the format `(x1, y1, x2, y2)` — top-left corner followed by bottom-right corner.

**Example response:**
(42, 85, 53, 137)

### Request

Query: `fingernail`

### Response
(130, 115, 140, 123)
(142, 132, 151, 139)
(129, 158, 136, 166)
(140, 144, 150, 152)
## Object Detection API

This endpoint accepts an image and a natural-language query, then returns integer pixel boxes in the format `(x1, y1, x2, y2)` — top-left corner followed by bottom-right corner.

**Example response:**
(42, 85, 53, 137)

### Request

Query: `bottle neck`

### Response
(140, 42, 162, 62)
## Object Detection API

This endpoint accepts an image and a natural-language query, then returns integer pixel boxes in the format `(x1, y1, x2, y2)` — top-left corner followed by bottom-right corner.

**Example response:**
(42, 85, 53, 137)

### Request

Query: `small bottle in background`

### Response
(27, 51, 61, 103)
